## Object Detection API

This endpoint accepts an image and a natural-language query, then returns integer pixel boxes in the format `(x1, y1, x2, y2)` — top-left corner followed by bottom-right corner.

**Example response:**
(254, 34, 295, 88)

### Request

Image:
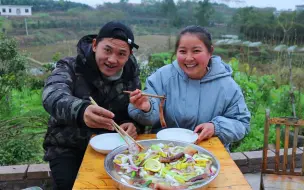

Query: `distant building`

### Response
(0, 5, 32, 16)
(273, 9, 292, 17)
(220, 34, 238, 40)
(296, 5, 304, 12)
(273, 11, 281, 17)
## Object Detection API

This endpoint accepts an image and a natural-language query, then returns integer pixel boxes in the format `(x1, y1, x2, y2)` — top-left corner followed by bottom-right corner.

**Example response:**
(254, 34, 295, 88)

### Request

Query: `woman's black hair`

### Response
(174, 25, 213, 54)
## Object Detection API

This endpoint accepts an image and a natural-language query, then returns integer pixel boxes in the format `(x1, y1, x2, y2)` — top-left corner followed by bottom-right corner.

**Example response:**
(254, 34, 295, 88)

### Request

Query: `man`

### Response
(42, 21, 142, 190)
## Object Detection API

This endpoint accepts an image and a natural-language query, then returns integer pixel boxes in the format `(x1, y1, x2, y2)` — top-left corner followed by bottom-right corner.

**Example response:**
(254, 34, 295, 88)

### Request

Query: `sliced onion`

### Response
(158, 143, 165, 148)
(128, 155, 139, 171)
(121, 174, 131, 180)
(170, 168, 182, 174)
(130, 165, 139, 171)
(144, 149, 153, 159)
(210, 165, 217, 175)
(169, 146, 184, 155)
(165, 174, 178, 184)
(129, 143, 140, 155)
(118, 163, 129, 168)
(114, 154, 129, 164)
(185, 155, 195, 163)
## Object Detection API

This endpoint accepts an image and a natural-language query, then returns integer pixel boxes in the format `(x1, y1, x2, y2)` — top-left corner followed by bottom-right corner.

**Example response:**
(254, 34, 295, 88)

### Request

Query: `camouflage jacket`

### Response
(42, 35, 142, 161)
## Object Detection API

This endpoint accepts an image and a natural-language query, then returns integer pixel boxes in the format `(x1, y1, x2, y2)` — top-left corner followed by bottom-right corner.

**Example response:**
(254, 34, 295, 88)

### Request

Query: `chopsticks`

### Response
(89, 97, 145, 150)
(123, 91, 166, 99)
(112, 122, 145, 150)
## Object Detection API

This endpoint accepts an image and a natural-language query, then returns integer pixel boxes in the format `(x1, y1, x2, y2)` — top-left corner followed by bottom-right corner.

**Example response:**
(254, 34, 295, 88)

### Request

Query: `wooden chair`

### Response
(260, 109, 304, 190)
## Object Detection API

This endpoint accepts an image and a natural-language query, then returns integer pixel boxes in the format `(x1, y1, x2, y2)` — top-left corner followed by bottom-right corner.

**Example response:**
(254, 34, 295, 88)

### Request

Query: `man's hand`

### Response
(120, 122, 138, 139)
(194, 122, 215, 143)
(154, 184, 186, 190)
(84, 105, 115, 131)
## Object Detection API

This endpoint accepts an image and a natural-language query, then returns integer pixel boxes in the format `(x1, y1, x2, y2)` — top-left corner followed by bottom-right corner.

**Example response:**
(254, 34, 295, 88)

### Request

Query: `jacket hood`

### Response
(172, 55, 232, 83)
(76, 34, 96, 58)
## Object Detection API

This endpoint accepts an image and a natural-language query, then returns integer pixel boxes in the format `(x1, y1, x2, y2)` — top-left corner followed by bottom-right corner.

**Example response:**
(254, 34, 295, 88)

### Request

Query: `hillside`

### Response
(0, 0, 91, 11)
(20, 35, 176, 63)
(1, 1, 237, 38)
(1, 0, 302, 64)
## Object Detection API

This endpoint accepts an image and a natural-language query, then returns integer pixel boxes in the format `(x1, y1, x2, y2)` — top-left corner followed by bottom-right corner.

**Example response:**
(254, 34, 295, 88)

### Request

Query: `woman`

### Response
(128, 25, 250, 147)
(42, 21, 142, 189)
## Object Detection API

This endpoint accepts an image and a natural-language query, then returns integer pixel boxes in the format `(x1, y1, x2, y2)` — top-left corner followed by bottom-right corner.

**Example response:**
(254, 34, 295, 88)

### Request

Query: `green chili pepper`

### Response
(151, 145, 161, 151)
(131, 171, 136, 178)
(143, 180, 152, 187)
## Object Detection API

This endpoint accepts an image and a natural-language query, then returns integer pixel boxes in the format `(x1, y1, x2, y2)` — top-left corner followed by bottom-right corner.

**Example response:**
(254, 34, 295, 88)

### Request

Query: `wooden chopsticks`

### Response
(89, 97, 144, 150)
(112, 122, 145, 150)
(123, 91, 166, 99)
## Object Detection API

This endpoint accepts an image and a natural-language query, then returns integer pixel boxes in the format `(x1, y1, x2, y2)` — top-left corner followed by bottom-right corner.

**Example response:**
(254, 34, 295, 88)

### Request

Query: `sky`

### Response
(69, 0, 304, 10)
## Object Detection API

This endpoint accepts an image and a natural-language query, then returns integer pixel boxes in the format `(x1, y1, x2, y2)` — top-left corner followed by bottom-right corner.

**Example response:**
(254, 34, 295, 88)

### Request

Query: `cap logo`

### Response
(127, 38, 132, 44)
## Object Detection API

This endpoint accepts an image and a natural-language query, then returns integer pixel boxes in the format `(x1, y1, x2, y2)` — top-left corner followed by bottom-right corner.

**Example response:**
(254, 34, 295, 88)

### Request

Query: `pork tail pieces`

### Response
(159, 98, 167, 128)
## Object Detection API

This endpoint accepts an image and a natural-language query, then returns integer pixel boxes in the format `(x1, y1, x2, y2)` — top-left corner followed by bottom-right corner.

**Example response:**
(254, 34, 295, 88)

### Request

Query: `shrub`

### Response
(229, 58, 304, 152)
(0, 89, 48, 165)
(26, 75, 46, 90)
(213, 47, 228, 59)
(0, 137, 44, 165)
(0, 33, 27, 99)
(140, 52, 173, 83)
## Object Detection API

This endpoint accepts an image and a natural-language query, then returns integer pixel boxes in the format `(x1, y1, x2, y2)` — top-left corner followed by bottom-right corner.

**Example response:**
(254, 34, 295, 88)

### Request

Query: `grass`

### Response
(0, 88, 48, 165)
(33, 12, 50, 17)
(7, 88, 47, 117)
(21, 40, 77, 63)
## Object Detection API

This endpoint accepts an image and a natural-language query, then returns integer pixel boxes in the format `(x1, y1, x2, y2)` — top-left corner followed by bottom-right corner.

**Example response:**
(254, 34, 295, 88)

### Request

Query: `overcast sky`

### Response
(69, 0, 304, 10)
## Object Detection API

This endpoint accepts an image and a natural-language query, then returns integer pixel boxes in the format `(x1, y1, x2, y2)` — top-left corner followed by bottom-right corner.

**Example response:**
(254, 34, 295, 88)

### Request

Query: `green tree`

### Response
(0, 33, 26, 99)
(194, 0, 214, 26)
(52, 52, 62, 62)
(231, 7, 253, 25)
(278, 11, 296, 44)
(161, 0, 177, 16)
(231, 7, 279, 42)
(141, 0, 157, 5)
(295, 11, 304, 24)
(176, 0, 197, 26)
(161, 0, 182, 27)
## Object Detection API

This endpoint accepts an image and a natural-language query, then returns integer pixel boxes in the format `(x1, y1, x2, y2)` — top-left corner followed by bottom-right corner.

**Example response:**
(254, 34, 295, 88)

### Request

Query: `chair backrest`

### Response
(262, 109, 304, 176)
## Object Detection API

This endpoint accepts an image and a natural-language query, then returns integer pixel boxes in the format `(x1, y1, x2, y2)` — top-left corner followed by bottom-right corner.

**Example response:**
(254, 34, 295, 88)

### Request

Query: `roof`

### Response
(0, 5, 32, 8)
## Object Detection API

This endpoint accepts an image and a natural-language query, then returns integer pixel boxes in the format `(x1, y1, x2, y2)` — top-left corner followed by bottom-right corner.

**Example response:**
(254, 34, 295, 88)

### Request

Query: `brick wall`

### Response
(230, 147, 304, 173)
(0, 164, 52, 190)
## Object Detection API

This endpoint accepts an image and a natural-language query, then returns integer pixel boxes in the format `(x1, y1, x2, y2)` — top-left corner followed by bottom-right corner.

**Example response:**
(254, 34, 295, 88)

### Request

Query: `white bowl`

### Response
(89, 133, 126, 154)
(156, 128, 198, 143)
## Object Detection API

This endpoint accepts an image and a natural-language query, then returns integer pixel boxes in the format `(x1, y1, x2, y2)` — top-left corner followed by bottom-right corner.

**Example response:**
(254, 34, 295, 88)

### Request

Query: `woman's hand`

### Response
(84, 105, 115, 131)
(120, 122, 138, 139)
(129, 89, 151, 112)
(194, 122, 215, 143)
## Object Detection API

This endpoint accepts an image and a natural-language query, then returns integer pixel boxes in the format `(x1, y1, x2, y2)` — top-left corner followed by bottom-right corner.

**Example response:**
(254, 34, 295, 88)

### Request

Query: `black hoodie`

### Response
(42, 35, 142, 161)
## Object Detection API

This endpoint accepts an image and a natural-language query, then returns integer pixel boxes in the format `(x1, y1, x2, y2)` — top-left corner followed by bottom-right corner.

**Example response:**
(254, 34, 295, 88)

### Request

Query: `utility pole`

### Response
(24, 18, 28, 36)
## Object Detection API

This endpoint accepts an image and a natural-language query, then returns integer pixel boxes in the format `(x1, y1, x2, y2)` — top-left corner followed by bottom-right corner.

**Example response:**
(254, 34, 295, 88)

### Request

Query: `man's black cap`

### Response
(97, 21, 139, 50)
